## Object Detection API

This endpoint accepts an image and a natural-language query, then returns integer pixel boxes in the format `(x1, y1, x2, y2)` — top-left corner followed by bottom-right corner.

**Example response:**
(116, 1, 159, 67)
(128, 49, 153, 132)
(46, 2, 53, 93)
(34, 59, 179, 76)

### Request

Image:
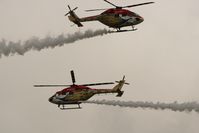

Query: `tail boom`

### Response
(93, 76, 129, 97)
(68, 15, 99, 27)
(80, 15, 99, 22)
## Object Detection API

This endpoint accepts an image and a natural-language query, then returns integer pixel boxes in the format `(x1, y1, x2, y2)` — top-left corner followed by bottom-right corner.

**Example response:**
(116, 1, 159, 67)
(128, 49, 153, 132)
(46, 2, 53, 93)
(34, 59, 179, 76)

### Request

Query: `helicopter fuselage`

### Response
(48, 85, 116, 105)
(79, 8, 144, 29)
(66, 0, 154, 31)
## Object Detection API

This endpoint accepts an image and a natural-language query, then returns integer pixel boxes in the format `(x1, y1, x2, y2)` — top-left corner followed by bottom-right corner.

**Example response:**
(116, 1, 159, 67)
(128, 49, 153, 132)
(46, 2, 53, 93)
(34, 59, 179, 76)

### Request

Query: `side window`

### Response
(115, 14, 119, 17)
(69, 91, 73, 95)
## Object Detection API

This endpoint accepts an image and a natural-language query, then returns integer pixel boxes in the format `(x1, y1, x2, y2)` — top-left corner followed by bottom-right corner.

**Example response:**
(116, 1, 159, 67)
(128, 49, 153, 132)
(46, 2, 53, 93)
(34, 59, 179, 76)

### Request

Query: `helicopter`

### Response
(65, 0, 154, 32)
(34, 70, 129, 110)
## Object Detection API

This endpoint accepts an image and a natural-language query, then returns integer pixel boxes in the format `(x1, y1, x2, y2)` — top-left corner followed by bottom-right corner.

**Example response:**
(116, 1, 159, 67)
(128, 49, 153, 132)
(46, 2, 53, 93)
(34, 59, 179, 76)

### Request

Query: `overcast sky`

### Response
(0, 0, 199, 133)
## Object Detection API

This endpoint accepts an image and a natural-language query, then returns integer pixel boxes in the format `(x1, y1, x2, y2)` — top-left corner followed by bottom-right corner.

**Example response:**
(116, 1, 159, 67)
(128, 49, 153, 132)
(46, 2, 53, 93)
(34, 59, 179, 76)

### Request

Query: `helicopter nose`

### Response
(136, 16, 144, 23)
(48, 96, 53, 103)
(140, 17, 144, 22)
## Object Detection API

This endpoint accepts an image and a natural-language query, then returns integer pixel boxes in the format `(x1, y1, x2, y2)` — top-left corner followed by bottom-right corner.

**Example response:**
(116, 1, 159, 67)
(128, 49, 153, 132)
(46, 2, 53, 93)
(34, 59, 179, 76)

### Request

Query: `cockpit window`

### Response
(130, 12, 138, 17)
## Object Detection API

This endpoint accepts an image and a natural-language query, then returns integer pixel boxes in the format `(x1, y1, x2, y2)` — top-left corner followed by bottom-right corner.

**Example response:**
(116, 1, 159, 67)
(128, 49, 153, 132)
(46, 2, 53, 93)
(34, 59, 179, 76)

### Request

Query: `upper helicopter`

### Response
(65, 0, 154, 32)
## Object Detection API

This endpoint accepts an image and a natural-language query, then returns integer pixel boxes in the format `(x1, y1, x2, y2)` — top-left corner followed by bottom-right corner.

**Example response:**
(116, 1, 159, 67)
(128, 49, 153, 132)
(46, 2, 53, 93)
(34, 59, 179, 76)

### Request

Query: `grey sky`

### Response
(0, 0, 199, 133)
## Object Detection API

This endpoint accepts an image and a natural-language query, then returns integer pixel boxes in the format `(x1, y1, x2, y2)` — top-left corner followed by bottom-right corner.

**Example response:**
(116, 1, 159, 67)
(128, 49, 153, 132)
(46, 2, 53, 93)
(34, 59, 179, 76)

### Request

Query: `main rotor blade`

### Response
(80, 82, 114, 86)
(34, 85, 71, 87)
(122, 2, 155, 8)
(85, 0, 118, 12)
(104, 0, 118, 8)
(85, 8, 108, 12)
(85, 1, 154, 12)
(71, 70, 76, 84)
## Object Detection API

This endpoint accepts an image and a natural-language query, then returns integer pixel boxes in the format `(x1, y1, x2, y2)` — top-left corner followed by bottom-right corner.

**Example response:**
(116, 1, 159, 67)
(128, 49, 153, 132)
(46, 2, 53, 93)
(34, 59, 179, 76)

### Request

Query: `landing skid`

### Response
(60, 107, 82, 110)
(58, 104, 81, 110)
(116, 28, 137, 33)
(113, 26, 137, 33)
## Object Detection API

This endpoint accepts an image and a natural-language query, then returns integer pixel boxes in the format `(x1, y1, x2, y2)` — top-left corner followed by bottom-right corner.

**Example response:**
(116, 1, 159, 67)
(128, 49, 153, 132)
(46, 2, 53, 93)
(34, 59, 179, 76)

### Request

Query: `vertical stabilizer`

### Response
(65, 5, 83, 27)
(112, 76, 129, 97)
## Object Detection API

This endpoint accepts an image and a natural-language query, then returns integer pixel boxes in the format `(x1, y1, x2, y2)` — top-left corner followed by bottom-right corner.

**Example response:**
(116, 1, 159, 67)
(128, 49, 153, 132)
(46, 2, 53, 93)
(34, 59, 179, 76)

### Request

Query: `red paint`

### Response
(102, 8, 137, 17)
(56, 85, 90, 94)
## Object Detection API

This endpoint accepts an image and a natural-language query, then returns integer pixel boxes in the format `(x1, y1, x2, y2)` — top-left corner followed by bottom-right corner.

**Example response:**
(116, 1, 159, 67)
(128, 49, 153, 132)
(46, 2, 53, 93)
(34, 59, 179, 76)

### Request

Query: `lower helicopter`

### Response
(34, 70, 129, 110)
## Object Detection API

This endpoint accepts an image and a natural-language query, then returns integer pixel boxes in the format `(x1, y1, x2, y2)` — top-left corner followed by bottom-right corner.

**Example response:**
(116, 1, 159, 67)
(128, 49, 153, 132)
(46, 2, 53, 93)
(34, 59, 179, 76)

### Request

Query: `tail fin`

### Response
(112, 76, 129, 97)
(65, 5, 83, 27)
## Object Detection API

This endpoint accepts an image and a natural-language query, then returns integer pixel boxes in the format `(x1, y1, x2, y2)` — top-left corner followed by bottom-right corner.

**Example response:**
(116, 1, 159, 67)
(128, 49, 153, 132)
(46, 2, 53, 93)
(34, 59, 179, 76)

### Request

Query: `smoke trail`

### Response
(84, 100, 199, 113)
(0, 29, 112, 58)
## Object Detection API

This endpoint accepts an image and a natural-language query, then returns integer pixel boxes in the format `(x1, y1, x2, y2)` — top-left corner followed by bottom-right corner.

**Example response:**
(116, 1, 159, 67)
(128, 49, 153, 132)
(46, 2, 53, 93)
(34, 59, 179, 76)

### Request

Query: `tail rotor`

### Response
(113, 76, 129, 97)
(65, 5, 78, 16)
(65, 5, 83, 27)
(115, 76, 130, 85)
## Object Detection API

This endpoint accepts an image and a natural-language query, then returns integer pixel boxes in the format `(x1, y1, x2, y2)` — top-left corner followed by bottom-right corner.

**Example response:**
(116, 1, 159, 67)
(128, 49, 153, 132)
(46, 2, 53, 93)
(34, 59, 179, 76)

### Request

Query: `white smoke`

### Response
(84, 100, 199, 113)
(0, 29, 112, 58)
